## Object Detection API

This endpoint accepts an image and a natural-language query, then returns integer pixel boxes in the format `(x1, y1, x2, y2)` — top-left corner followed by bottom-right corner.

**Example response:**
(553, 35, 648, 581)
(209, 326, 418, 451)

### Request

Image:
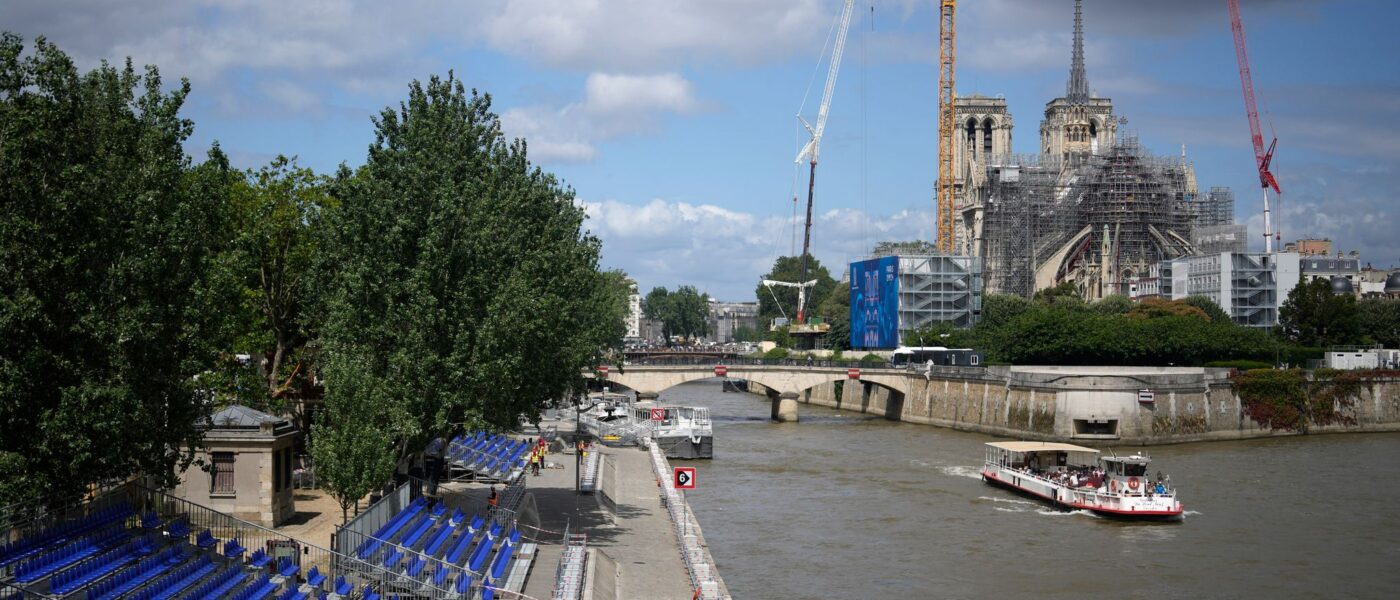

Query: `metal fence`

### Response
(549, 523, 586, 600)
(334, 481, 418, 560)
(128, 484, 458, 600)
(0, 482, 459, 600)
(645, 441, 728, 600)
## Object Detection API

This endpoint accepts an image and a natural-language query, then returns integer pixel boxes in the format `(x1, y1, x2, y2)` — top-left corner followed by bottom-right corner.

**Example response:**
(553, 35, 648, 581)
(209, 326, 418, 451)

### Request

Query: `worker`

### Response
(488, 486, 498, 508)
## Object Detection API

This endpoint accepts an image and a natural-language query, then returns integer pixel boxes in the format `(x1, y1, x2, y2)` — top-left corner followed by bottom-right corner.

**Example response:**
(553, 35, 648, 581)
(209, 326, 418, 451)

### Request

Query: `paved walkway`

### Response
(520, 419, 693, 599)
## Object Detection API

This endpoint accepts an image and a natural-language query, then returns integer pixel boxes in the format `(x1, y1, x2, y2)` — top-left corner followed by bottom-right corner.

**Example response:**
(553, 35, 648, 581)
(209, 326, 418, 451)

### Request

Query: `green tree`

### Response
(310, 353, 397, 523)
(814, 281, 851, 350)
(1181, 295, 1232, 324)
(1278, 278, 1362, 347)
(312, 73, 615, 467)
(755, 254, 837, 325)
(1358, 298, 1400, 348)
(1033, 281, 1081, 304)
(229, 156, 332, 400)
(0, 35, 237, 505)
(643, 286, 709, 342)
(1092, 295, 1134, 315)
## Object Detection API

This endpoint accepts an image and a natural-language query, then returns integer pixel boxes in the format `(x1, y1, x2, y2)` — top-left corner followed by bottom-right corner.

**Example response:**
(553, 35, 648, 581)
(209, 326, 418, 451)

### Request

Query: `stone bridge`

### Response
(595, 363, 911, 422)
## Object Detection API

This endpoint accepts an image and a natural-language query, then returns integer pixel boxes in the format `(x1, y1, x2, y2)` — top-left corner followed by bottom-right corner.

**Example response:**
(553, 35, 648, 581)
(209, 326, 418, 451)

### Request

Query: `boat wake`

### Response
(939, 466, 983, 480)
(1183, 510, 1204, 516)
(978, 496, 1038, 506)
(1036, 508, 1100, 518)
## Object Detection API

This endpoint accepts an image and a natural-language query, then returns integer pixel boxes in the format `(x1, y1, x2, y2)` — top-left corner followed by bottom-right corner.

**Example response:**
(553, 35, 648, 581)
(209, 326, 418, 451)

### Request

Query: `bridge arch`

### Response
(598, 365, 910, 423)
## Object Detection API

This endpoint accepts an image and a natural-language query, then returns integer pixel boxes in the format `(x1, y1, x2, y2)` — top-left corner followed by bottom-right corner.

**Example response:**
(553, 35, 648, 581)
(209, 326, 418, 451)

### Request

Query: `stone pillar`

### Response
(637, 392, 659, 402)
(772, 392, 799, 423)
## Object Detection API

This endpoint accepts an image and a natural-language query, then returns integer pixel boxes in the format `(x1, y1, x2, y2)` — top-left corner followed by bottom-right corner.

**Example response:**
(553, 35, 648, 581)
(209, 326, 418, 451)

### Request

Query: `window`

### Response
(282, 450, 293, 490)
(211, 452, 236, 495)
(971, 354, 980, 366)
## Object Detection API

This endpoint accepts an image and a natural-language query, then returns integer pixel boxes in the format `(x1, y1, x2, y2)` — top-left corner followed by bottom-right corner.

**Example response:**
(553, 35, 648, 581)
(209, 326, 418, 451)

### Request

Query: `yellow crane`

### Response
(936, 0, 956, 254)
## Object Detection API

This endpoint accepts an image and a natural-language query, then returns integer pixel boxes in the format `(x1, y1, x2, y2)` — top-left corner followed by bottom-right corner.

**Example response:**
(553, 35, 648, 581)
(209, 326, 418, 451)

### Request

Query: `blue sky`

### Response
(5, 0, 1398, 300)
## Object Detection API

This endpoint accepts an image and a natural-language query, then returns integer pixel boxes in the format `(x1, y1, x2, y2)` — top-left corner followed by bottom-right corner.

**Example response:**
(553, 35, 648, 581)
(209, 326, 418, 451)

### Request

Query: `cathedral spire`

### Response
(1066, 0, 1090, 103)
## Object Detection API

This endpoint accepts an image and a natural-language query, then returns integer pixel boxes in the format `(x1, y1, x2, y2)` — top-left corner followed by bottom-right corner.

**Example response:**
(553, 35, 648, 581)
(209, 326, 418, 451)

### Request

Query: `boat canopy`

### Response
(985, 441, 1099, 454)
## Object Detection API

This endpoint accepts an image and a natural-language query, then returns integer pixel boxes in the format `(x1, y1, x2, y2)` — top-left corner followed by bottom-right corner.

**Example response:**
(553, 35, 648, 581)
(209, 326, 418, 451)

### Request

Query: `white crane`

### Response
(791, 0, 855, 323)
(761, 279, 818, 330)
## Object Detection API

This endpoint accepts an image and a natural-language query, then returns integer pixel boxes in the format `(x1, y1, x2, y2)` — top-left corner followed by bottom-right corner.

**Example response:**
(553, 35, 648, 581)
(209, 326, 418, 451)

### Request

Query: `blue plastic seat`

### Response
(249, 549, 272, 569)
(276, 557, 298, 578)
(306, 565, 326, 587)
(333, 575, 353, 596)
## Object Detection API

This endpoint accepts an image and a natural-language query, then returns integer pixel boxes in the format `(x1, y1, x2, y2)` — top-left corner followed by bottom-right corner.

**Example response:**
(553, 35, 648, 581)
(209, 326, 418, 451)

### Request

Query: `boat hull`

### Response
(656, 435, 713, 459)
(981, 470, 1182, 521)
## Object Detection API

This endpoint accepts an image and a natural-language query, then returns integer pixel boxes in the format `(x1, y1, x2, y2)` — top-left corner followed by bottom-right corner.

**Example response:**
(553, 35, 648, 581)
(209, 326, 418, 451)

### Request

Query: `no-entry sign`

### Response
(847, 367, 861, 380)
(650, 408, 666, 421)
(713, 364, 728, 377)
(597, 365, 609, 378)
(673, 467, 696, 489)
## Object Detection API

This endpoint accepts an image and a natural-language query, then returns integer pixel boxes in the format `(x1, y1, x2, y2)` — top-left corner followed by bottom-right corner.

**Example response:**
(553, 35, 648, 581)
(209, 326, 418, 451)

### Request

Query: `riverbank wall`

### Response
(749, 367, 1400, 445)
(645, 440, 731, 600)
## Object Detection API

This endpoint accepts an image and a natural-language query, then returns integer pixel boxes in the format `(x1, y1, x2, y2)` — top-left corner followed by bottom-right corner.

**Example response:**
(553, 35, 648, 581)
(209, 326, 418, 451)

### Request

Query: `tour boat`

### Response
(633, 403, 713, 459)
(981, 441, 1183, 520)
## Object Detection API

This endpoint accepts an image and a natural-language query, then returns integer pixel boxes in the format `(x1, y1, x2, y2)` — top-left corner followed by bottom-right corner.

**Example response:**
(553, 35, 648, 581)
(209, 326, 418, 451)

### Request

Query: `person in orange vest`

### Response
(488, 486, 499, 508)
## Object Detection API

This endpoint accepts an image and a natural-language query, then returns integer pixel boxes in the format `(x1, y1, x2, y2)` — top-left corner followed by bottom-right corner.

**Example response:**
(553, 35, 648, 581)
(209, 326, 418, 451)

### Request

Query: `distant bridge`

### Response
(621, 350, 746, 361)
(591, 358, 914, 422)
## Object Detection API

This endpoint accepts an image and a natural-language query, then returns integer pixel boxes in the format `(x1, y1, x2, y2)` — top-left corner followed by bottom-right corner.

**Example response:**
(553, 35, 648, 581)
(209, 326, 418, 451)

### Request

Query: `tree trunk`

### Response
(268, 336, 286, 397)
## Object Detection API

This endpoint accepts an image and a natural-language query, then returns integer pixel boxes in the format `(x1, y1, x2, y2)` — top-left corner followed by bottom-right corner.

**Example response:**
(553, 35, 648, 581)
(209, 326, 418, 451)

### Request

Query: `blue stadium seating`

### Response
(195, 529, 217, 549)
(305, 565, 326, 588)
(275, 556, 299, 579)
(184, 565, 248, 600)
(332, 575, 353, 596)
(249, 548, 272, 569)
(224, 537, 246, 559)
(229, 574, 278, 600)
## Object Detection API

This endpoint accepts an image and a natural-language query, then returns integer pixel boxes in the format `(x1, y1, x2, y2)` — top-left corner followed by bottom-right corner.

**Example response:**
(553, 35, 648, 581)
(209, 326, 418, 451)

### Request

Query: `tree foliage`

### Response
(754, 254, 836, 325)
(814, 281, 851, 351)
(1357, 298, 1400, 348)
(943, 294, 1278, 366)
(310, 353, 397, 523)
(227, 156, 332, 402)
(1277, 277, 1362, 347)
(312, 73, 617, 471)
(643, 286, 710, 342)
(0, 35, 236, 505)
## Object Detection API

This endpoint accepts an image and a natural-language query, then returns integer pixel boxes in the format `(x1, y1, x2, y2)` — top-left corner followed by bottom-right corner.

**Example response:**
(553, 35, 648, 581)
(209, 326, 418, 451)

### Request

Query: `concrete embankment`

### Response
(523, 417, 729, 599)
(750, 366, 1400, 445)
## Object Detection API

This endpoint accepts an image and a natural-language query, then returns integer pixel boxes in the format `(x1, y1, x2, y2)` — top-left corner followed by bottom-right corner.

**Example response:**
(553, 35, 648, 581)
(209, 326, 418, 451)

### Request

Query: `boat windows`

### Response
(1124, 463, 1148, 477)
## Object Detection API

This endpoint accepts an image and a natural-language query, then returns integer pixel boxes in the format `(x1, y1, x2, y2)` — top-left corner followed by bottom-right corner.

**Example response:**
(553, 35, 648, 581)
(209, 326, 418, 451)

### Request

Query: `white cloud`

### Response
(582, 198, 935, 299)
(500, 72, 706, 163)
(585, 73, 701, 115)
(474, 0, 831, 70)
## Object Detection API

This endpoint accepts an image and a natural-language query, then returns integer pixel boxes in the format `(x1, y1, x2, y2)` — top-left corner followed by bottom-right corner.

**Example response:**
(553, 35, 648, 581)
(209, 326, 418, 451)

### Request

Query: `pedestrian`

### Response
(488, 486, 499, 508)
(531, 449, 541, 476)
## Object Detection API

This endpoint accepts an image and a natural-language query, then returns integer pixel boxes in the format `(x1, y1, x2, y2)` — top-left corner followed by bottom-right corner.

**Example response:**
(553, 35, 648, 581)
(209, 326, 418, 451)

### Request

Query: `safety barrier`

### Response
(645, 441, 730, 600)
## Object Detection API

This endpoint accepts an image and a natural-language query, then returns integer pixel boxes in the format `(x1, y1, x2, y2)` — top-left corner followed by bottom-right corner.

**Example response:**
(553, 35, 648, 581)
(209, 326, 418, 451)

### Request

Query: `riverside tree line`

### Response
(0, 35, 630, 520)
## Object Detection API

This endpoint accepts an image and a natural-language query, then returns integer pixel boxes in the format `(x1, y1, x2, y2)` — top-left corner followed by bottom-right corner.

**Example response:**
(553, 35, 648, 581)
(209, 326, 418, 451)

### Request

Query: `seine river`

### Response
(667, 381, 1400, 599)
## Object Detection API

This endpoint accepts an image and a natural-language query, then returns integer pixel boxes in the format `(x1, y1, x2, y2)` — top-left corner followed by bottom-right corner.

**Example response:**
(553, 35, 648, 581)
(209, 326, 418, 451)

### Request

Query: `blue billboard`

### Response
(850, 256, 899, 349)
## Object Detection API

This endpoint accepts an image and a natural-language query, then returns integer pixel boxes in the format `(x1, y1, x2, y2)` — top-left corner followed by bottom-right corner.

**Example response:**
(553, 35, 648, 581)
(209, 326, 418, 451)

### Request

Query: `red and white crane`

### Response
(1227, 0, 1282, 252)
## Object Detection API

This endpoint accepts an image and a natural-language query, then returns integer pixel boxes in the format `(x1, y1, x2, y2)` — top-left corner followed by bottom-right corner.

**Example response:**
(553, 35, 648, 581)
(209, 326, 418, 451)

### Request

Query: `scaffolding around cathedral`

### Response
(974, 134, 1214, 298)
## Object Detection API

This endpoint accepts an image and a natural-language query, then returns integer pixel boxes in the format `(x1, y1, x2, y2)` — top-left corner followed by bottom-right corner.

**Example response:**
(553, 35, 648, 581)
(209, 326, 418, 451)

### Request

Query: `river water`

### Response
(665, 381, 1400, 599)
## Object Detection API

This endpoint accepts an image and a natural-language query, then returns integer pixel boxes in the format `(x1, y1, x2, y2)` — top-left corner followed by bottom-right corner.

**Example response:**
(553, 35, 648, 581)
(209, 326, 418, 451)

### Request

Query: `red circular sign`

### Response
(847, 367, 861, 380)
(713, 365, 728, 377)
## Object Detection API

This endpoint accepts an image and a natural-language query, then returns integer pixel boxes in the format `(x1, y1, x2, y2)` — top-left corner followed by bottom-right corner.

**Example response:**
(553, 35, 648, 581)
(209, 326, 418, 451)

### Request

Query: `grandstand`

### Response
(441, 434, 530, 484)
(0, 479, 527, 600)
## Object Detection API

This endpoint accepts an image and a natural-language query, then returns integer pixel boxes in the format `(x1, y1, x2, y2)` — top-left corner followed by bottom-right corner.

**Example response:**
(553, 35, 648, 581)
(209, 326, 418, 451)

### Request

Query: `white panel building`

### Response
(1172, 252, 1300, 328)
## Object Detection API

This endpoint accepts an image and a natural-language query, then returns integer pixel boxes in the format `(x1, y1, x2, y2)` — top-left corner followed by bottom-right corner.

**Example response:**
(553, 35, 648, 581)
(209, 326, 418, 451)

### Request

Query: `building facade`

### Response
(953, 0, 1234, 300)
(175, 405, 298, 527)
(705, 300, 760, 343)
(1173, 252, 1300, 328)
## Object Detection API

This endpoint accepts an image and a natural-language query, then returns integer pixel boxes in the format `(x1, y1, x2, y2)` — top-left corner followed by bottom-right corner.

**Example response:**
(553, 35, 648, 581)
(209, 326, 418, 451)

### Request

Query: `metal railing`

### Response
(645, 441, 729, 600)
(549, 523, 586, 600)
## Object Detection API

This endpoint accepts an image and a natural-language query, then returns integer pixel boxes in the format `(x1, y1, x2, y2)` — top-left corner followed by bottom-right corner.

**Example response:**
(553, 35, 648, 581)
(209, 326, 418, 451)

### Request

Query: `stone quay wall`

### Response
(753, 367, 1400, 445)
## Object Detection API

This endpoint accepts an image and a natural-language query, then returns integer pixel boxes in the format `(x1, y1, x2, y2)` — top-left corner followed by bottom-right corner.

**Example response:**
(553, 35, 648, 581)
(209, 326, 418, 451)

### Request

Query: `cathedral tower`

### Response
(1040, 0, 1115, 161)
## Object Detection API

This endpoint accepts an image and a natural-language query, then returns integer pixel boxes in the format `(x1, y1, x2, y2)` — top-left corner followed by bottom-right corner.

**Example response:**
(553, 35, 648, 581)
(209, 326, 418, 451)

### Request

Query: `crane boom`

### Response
(792, 0, 855, 324)
(795, 0, 857, 165)
(1227, 0, 1282, 251)
(935, 0, 956, 254)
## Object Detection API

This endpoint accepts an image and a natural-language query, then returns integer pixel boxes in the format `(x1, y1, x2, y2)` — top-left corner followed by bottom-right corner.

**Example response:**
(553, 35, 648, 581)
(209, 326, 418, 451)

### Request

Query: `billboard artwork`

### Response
(850, 256, 899, 349)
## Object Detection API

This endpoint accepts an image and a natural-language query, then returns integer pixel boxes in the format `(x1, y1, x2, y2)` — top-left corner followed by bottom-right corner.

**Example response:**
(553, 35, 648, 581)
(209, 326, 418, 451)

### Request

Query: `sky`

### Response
(4, 0, 1398, 301)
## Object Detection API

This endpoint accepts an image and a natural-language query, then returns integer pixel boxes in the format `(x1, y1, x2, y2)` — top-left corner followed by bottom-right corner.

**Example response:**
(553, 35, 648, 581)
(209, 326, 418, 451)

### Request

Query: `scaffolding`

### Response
(973, 135, 1204, 298)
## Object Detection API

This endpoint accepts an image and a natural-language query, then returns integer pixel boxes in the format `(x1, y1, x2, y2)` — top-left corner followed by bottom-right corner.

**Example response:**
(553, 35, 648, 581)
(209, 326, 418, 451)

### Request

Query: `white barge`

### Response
(981, 441, 1183, 520)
